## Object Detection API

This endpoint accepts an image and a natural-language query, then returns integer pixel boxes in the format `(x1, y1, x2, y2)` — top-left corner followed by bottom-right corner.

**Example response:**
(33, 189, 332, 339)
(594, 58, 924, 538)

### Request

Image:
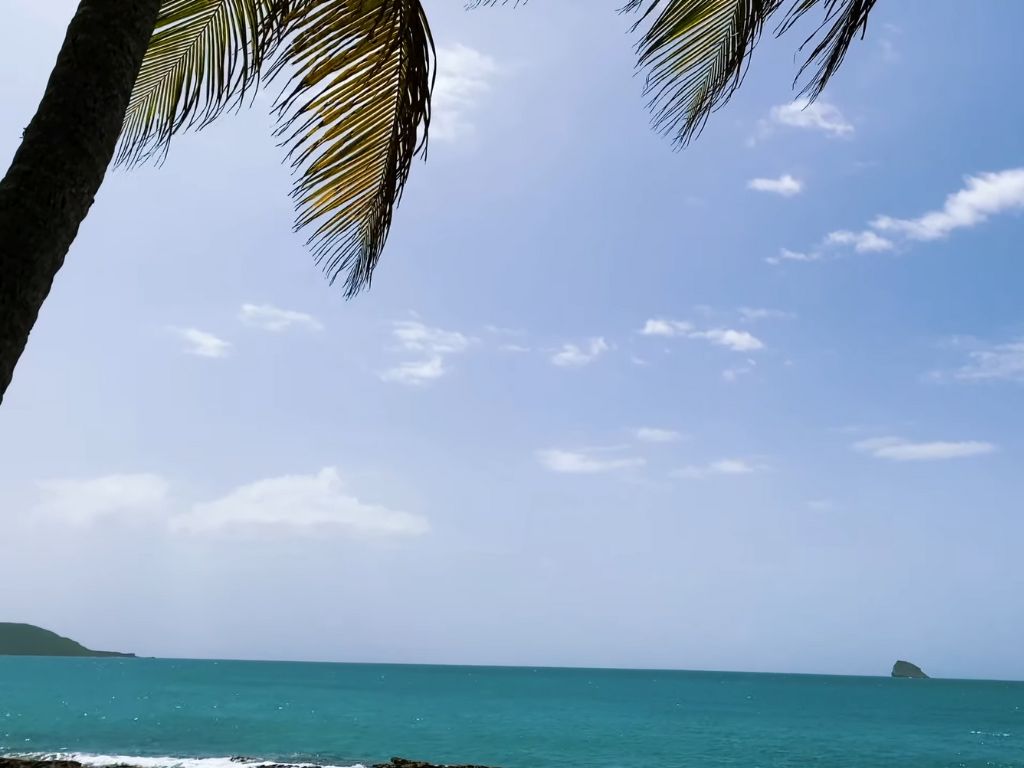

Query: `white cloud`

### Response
(171, 327, 230, 358)
(537, 449, 645, 474)
(500, 343, 531, 353)
(748, 174, 803, 197)
(768, 99, 854, 138)
(674, 459, 758, 479)
(382, 320, 472, 385)
(826, 229, 895, 253)
(37, 474, 168, 524)
(485, 324, 526, 336)
(640, 318, 693, 337)
(634, 427, 683, 443)
(639, 319, 765, 352)
(797, 168, 1024, 263)
(853, 436, 996, 462)
(765, 247, 821, 265)
(690, 328, 764, 352)
(392, 320, 471, 354)
(432, 44, 498, 142)
(239, 303, 323, 332)
(722, 359, 756, 382)
(953, 339, 1024, 382)
(872, 169, 1024, 241)
(380, 356, 445, 386)
(551, 337, 609, 368)
(171, 468, 428, 537)
(738, 307, 794, 322)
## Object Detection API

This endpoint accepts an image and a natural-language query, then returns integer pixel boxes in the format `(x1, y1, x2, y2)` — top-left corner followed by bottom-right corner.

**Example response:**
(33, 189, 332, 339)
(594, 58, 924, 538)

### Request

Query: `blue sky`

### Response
(2, 1, 1024, 679)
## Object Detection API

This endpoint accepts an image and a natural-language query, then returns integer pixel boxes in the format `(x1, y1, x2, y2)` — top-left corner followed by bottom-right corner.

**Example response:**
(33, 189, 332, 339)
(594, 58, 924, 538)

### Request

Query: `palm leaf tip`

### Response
(626, 0, 785, 147)
(116, 0, 291, 167)
(271, 0, 434, 297)
(627, 0, 877, 147)
(778, 0, 879, 99)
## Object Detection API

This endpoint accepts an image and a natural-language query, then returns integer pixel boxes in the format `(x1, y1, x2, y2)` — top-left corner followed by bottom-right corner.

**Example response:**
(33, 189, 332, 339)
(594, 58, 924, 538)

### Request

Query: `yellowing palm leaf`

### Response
(117, 0, 287, 166)
(271, 0, 432, 295)
(118, 0, 432, 297)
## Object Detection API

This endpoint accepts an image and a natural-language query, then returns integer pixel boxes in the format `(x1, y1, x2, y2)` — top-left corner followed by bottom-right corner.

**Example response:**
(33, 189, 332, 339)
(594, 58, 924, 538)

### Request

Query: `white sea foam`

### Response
(11, 754, 365, 768)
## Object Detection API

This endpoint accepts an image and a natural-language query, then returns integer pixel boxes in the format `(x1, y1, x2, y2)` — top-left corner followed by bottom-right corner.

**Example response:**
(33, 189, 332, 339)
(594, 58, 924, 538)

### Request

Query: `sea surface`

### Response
(1, 657, 1022, 768)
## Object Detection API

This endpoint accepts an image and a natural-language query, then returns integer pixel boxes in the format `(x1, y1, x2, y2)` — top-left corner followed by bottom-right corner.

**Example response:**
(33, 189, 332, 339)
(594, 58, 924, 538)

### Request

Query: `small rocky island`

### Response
(891, 660, 929, 678)
(0, 622, 134, 658)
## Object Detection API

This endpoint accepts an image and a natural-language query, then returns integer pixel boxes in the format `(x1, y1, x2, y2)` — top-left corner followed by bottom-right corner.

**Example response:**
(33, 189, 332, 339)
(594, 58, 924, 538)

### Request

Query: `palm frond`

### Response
(270, 0, 434, 297)
(624, 0, 784, 147)
(116, 0, 289, 166)
(777, 0, 879, 99)
(624, 0, 879, 146)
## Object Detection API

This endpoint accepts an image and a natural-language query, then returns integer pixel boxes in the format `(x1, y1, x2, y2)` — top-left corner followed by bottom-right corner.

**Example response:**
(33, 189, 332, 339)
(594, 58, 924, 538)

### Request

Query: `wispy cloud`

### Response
(738, 307, 795, 322)
(432, 44, 498, 142)
(873, 168, 1024, 241)
(392, 320, 472, 354)
(770, 99, 854, 137)
(690, 329, 764, 352)
(538, 449, 645, 474)
(171, 468, 428, 536)
(807, 499, 835, 511)
(382, 319, 472, 385)
(722, 359, 757, 382)
(765, 248, 821, 265)
(951, 338, 1024, 382)
(634, 427, 683, 443)
(485, 324, 526, 336)
(380, 356, 445, 386)
(37, 474, 169, 524)
(639, 319, 765, 352)
(748, 174, 803, 197)
(825, 229, 894, 253)
(674, 459, 759, 479)
(240, 303, 323, 332)
(171, 327, 230, 358)
(753, 99, 854, 142)
(789, 168, 1024, 264)
(853, 437, 996, 462)
(551, 337, 609, 368)
(640, 319, 694, 337)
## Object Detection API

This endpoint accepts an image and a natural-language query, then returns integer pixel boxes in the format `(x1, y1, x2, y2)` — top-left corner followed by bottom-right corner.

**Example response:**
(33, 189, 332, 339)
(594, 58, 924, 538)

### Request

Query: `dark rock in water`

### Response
(0, 760, 85, 768)
(892, 660, 929, 678)
(373, 759, 500, 768)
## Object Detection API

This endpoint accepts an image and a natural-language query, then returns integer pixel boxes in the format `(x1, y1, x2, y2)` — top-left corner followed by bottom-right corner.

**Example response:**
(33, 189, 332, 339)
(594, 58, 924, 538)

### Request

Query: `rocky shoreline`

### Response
(0, 757, 498, 768)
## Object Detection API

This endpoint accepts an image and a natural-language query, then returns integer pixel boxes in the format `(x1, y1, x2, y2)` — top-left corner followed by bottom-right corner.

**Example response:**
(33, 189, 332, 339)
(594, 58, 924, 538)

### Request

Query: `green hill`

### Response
(0, 622, 134, 658)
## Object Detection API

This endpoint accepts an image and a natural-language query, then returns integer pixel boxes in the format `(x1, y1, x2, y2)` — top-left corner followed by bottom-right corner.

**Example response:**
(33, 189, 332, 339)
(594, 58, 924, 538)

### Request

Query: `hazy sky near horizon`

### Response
(2, 1, 1024, 680)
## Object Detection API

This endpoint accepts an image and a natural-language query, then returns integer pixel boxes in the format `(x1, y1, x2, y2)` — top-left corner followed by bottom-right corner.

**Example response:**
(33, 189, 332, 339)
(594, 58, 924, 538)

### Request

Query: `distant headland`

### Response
(0, 622, 134, 658)
(891, 660, 928, 679)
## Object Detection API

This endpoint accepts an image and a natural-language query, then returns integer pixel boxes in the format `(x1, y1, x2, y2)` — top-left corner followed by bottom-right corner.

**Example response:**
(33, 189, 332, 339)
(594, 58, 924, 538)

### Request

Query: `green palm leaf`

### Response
(117, 0, 288, 166)
(270, 0, 433, 296)
(625, 0, 878, 146)
(779, 0, 879, 99)
(624, 0, 784, 147)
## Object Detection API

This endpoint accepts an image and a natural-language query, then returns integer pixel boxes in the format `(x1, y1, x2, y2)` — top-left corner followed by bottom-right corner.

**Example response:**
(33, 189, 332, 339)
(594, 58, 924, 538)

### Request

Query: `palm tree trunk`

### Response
(0, 0, 161, 405)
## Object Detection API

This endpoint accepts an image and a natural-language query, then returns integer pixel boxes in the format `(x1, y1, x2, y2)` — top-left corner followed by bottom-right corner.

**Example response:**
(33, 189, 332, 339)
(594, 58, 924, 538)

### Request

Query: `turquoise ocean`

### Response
(1, 657, 1022, 768)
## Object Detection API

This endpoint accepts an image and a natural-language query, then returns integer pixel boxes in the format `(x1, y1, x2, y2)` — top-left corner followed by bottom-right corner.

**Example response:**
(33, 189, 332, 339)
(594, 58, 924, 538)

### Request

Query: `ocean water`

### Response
(1, 657, 1022, 768)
